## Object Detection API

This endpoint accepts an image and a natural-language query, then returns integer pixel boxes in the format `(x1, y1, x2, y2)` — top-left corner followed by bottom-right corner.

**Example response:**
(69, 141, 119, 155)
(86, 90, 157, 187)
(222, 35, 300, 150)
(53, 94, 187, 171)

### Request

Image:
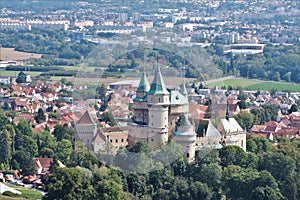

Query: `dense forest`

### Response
(0, 110, 299, 200)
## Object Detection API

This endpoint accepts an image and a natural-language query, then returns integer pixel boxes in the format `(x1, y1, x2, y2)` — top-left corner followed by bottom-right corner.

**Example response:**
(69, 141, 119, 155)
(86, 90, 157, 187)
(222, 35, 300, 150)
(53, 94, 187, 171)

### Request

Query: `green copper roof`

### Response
(179, 82, 188, 95)
(148, 67, 169, 95)
(136, 71, 150, 93)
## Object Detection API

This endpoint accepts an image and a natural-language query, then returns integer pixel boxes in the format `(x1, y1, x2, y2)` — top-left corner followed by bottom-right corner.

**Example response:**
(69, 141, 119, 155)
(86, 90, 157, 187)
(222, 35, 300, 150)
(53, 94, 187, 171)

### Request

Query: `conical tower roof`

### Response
(177, 114, 194, 134)
(179, 82, 187, 95)
(180, 114, 192, 127)
(148, 67, 169, 95)
(136, 71, 150, 93)
(77, 110, 94, 125)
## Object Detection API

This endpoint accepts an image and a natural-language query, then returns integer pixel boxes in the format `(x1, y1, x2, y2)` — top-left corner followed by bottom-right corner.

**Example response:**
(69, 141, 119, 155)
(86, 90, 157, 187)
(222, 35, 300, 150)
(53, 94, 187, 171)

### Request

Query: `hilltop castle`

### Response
(75, 67, 246, 163)
(128, 67, 246, 162)
(128, 67, 197, 161)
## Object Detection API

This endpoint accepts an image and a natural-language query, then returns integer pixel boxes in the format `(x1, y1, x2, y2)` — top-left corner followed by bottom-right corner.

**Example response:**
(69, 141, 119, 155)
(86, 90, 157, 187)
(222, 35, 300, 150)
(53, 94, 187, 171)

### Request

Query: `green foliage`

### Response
(35, 108, 46, 123)
(102, 110, 116, 126)
(44, 167, 86, 200)
(0, 130, 12, 166)
(16, 71, 27, 83)
(224, 168, 283, 200)
(53, 124, 75, 141)
(234, 111, 254, 131)
(48, 111, 61, 119)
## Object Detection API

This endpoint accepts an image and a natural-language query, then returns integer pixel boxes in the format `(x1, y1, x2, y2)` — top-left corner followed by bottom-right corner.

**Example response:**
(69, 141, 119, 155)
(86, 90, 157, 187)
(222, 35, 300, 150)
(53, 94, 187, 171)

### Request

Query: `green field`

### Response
(0, 71, 42, 77)
(207, 78, 300, 92)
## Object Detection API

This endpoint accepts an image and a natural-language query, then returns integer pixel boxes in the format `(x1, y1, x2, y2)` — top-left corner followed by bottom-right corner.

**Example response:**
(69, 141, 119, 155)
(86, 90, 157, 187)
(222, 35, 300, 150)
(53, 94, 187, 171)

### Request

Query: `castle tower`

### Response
(133, 71, 150, 124)
(147, 67, 170, 148)
(179, 81, 188, 97)
(173, 114, 196, 163)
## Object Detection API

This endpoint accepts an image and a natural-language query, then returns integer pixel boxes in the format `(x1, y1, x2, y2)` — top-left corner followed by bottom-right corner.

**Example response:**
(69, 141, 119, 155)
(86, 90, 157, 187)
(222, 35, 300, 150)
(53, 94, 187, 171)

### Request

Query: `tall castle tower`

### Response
(147, 67, 170, 147)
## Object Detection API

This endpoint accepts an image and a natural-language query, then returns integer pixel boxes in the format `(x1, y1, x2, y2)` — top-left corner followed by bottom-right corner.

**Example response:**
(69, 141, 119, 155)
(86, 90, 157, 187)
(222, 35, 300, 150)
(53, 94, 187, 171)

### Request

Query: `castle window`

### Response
(186, 153, 189, 158)
(110, 139, 112, 143)
(151, 138, 154, 142)
(115, 139, 118, 143)
(158, 97, 160, 102)
(121, 139, 124, 142)
(241, 140, 243, 147)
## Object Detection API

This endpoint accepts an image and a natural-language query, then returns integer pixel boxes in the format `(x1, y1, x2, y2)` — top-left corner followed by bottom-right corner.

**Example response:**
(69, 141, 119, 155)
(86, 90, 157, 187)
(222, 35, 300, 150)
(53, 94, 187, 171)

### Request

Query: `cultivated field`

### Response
(0, 48, 42, 61)
(207, 78, 300, 92)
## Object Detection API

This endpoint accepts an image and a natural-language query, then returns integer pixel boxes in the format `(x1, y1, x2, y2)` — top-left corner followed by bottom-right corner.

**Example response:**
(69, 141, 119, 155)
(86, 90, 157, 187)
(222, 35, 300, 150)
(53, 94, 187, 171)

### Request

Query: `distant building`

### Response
(224, 44, 265, 55)
(72, 31, 85, 43)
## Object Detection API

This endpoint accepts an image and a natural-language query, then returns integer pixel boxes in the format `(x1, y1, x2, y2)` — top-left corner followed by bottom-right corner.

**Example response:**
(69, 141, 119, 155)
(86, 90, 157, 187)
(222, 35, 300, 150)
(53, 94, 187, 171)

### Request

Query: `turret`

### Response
(135, 71, 150, 99)
(133, 71, 150, 124)
(173, 114, 196, 163)
(179, 82, 188, 97)
(147, 67, 169, 104)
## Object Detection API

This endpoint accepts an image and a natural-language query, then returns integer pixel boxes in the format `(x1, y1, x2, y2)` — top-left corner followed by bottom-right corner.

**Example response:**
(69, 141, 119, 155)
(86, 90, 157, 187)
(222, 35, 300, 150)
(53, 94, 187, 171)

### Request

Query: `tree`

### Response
(102, 110, 116, 126)
(288, 104, 298, 114)
(40, 148, 54, 158)
(224, 167, 283, 200)
(0, 130, 12, 166)
(234, 111, 254, 131)
(16, 71, 27, 83)
(35, 108, 46, 123)
(259, 152, 298, 199)
(237, 100, 248, 109)
(189, 181, 213, 200)
(44, 168, 86, 200)
(126, 173, 147, 196)
(250, 186, 284, 200)
(55, 139, 73, 165)
(128, 141, 151, 153)
(96, 84, 107, 100)
(95, 179, 127, 200)
(53, 124, 75, 141)
(219, 145, 247, 167)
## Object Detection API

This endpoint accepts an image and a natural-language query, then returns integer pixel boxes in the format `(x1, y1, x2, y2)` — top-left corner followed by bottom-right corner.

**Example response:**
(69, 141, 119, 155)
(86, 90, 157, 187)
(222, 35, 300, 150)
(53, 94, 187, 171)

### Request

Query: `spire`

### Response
(148, 67, 169, 95)
(136, 71, 150, 93)
(179, 82, 188, 96)
(177, 113, 194, 134)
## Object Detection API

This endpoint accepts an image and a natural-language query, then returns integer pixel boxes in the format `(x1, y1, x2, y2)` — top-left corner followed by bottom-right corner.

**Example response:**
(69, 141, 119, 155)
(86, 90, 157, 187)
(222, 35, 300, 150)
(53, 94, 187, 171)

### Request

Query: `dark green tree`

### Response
(35, 108, 46, 123)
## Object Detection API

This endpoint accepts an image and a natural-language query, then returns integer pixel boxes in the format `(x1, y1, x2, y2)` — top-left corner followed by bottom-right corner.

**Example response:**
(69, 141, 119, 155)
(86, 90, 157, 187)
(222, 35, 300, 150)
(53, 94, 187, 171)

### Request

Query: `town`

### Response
(0, 0, 299, 200)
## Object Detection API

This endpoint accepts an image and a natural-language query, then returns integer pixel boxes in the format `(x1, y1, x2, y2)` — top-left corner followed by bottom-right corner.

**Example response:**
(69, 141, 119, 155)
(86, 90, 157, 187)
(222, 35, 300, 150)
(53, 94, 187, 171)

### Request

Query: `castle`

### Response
(75, 66, 246, 163)
(128, 67, 246, 162)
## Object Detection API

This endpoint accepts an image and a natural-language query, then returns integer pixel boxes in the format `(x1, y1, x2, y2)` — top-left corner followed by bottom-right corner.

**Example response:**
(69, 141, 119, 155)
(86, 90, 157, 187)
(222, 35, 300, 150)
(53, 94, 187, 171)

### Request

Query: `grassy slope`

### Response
(1, 184, 43, 200)
(207, 78, 300, 92)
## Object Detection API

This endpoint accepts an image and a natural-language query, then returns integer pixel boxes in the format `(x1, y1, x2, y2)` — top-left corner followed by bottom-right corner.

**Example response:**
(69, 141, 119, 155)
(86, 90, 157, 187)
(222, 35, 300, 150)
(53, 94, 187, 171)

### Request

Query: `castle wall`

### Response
(128, 124, 168, 149)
